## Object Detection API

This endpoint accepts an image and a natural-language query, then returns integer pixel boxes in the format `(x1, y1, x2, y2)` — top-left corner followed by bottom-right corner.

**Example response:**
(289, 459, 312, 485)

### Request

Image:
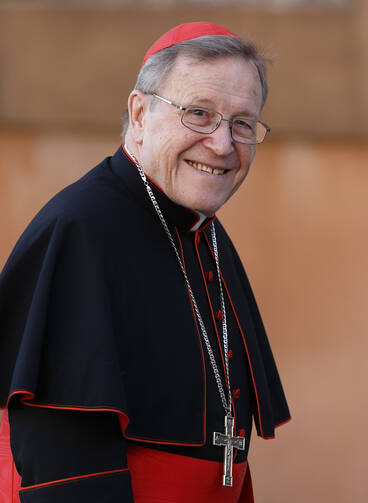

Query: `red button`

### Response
(228, 349, 233, 360)
(195, 233, 201, 244)
(215, 310, 223, 321)
(237, 428, 245, 438)
(232, 388, 241, 400)
(206, 271, 214, 282)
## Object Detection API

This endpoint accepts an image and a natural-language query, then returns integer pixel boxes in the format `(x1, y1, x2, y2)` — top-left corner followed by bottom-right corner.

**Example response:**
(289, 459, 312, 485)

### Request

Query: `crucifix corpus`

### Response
(213, 415, 246, 487)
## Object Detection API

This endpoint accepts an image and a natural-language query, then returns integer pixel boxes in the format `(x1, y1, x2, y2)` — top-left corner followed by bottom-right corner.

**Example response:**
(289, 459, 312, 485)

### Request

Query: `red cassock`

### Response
(0, 411, 21, 503)
(126, 443, 254, 502)
(0, 410, 253, 502)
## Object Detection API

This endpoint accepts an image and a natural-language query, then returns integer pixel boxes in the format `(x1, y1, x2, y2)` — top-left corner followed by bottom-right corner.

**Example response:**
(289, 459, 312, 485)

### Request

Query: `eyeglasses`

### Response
(150, 93, 270, 145)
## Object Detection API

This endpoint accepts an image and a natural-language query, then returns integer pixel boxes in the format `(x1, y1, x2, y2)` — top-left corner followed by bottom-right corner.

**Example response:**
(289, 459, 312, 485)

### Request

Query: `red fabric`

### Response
(0, 409, 254, 502)
(240, 463, 254, 502)
(126, 443, 254, 502)
(142, 22, 237, 66)
(0, 410, 21, 503)
(19, 469, 128, 493)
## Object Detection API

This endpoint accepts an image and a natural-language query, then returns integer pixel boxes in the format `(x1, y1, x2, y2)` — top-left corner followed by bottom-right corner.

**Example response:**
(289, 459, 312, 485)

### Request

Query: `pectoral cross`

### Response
(213, 415, 246, 487)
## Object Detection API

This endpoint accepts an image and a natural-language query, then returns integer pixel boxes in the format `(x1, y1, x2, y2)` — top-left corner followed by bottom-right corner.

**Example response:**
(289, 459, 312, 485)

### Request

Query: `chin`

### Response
(180, 195, 225, 217)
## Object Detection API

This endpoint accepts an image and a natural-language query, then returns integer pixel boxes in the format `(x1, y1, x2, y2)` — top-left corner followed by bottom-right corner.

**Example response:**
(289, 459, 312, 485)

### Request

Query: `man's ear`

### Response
(128, 90, 149, 145)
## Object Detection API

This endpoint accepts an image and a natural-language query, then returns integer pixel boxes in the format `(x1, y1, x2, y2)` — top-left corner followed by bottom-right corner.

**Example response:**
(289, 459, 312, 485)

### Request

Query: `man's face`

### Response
(134, 55, 263, 216)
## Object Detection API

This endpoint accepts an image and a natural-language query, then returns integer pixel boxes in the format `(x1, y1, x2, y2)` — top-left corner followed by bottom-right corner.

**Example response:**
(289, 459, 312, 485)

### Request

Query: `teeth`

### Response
(187, 161, 225, 175)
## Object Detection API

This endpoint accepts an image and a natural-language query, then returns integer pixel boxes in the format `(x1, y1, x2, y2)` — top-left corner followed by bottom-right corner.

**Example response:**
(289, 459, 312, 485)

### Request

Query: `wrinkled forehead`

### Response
(159, 55, 263, 113)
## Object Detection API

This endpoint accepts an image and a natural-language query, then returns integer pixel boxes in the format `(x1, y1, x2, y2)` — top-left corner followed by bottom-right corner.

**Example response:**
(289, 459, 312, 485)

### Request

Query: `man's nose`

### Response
(202, 120, 234, 156)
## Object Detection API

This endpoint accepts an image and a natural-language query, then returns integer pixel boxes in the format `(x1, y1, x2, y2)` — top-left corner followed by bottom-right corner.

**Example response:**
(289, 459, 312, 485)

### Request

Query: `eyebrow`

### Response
(187, 96, 258, 120)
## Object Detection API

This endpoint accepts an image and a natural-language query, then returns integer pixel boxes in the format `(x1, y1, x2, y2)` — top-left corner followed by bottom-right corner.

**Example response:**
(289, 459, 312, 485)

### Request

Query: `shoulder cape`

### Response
(0, 148, 290, 443)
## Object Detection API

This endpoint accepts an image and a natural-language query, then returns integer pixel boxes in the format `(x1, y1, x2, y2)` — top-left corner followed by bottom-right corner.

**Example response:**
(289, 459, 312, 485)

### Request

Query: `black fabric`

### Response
(140, 225, 254, 463)
(19, 469, 133, 503)
(8, 401, 127, 487)
(0, 146, 290, 457)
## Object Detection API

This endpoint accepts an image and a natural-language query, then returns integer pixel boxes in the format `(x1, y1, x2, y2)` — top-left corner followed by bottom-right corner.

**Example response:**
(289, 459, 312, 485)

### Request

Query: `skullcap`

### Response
(142, 22, 237, 67)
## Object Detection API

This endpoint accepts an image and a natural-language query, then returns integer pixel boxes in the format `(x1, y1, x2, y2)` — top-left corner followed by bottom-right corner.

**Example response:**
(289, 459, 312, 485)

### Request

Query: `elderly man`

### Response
(0, 22, 290, 503)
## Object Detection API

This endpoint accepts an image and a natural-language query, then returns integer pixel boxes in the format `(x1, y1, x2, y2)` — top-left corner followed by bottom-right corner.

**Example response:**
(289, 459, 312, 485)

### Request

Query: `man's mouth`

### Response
(186, 160, 227, 176)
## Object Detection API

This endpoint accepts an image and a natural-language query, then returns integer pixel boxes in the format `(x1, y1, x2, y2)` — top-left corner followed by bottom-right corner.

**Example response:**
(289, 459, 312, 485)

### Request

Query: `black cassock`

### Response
(0, 146, 290, 502)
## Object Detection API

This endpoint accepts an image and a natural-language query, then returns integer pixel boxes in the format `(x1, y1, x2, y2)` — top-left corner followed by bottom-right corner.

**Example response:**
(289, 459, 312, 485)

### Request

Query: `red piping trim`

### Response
(174, 227, 207, 446)
(193, 231, 237, 425)
(189, 214, 216, 234)
(4, 390, 210, 447)
(203, 232, 266, 438)
(194, 233, 228, 387)
(122, 435, 204, 447)
(120, 229, 208, 447)
(276, 416, 292, 428)
(260, 416, 292, 439)
(121, 143, 136, 164)
(3, 389, 34, 409)
(145, 173, 200, 227)
(20, 468, 128, 492)
(3, 390, 130, 432)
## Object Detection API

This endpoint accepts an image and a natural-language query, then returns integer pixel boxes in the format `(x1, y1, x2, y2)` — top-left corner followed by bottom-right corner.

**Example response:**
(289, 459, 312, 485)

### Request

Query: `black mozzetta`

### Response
(0, 147, 290, 458)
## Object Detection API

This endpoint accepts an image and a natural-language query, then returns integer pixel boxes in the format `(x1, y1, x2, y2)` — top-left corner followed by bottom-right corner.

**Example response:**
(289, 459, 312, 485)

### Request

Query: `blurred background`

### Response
(0, 0, 367, 501)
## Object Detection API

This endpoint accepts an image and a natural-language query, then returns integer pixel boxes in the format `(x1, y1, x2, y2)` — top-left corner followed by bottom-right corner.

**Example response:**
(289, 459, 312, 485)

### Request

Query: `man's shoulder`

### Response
(27, 154, 137, 236)
(42, 156, 128, 221)
(4, 155, 135, 267)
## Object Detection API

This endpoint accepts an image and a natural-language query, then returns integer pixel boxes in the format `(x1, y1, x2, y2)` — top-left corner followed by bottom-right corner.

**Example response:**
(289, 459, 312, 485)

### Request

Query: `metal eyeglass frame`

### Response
(150, 93, 270, 145)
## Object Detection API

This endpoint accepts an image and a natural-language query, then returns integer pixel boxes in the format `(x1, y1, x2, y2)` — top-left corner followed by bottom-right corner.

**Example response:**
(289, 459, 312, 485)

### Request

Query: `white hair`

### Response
(121, 35, 269, 138)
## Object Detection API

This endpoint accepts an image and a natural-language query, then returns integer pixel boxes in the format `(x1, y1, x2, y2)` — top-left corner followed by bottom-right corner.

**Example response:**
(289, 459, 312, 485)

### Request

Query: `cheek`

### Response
(238, 147, 255, 175)
(157, 128, 188, 158)
(165, 135, 198, 169)
(232, 172, 247, 194)
(232, 148, 256, 187)
(249, 146, 257, 164)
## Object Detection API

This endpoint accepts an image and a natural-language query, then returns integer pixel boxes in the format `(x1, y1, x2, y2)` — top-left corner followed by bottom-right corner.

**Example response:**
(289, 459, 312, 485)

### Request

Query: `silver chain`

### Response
(126, 147, 232, 416)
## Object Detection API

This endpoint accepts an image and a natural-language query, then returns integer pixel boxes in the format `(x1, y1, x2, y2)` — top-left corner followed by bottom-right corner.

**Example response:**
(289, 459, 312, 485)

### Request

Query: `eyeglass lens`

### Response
(182, 106, 265, 144)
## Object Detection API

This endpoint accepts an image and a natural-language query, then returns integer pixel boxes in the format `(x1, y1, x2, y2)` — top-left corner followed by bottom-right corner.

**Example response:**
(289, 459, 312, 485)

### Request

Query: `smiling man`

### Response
(128, 55, 262, 216)
(0, 22, 290, 503)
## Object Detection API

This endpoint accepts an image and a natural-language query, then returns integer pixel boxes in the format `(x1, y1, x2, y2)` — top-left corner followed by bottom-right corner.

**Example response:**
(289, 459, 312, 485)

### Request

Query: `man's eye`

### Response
(184, 108, 214, 126)
(234, 119, 253, 130)
(189, 108, 208, 117)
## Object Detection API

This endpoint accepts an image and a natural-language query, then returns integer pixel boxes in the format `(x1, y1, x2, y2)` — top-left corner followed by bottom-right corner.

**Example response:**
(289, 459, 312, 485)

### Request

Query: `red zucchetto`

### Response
(142, 21, 237, 67)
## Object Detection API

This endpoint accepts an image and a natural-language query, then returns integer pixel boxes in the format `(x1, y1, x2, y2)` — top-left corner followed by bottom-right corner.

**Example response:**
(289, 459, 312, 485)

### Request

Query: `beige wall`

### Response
(220, 140, 368, 502)
(0, 1, 367, 138)
(1, 1, 368, 501)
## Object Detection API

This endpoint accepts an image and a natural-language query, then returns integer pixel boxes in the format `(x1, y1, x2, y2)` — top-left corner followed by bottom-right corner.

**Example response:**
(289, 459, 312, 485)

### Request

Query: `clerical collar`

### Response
(110, 144, 215, 233)
(191, 212, 207, 231)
